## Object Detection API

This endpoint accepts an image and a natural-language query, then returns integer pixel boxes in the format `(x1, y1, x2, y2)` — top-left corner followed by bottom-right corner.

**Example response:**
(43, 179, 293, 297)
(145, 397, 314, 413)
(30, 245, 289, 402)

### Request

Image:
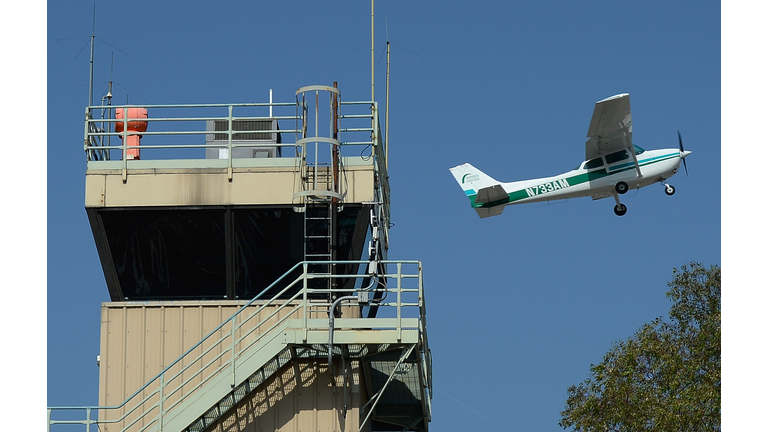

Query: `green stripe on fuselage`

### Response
(468, 153, 678, 209)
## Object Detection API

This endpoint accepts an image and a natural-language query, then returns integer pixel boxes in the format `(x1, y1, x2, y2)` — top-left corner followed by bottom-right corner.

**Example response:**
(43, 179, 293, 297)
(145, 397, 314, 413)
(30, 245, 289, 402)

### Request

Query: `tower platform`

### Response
(83, 88, 390, 302)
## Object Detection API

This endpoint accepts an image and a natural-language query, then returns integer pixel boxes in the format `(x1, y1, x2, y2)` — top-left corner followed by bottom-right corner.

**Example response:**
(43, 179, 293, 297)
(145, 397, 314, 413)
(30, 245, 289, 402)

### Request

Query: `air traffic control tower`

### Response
(48, 84, 432, 432)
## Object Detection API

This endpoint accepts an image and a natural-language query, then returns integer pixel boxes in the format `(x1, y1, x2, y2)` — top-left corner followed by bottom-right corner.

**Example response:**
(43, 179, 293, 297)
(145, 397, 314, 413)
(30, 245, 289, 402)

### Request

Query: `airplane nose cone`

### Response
(681, 150, 692, 158)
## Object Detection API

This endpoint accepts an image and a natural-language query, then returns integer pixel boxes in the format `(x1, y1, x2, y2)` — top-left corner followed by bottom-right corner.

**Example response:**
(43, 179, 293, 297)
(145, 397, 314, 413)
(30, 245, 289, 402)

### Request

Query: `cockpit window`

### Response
(633, 144, 646, 155)
(584, 157, 604, 170)
(605, 149, 630, 164)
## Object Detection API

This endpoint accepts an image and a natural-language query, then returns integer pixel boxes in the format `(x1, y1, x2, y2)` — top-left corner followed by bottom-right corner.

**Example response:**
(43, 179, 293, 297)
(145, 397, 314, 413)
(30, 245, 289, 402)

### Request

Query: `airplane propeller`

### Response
(678, 130, 688, 177)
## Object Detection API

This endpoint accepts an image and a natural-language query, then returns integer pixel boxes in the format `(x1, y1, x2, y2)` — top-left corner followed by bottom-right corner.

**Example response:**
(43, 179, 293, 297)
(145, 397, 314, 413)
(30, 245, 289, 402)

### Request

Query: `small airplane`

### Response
(449, 93, 691, 217)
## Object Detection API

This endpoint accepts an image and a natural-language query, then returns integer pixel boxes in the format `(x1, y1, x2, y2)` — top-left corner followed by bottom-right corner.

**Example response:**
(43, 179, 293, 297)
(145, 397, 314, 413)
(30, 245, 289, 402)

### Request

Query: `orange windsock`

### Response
(115, 108, 148, 160)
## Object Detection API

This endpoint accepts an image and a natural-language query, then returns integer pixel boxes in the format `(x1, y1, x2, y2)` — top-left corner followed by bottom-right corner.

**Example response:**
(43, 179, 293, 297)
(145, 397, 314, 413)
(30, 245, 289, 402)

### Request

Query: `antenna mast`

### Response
(371, 0, 374, 103)
(107, 52, 114, 104)
(385, 41, 390, 170)
(89, 4, 96, 110)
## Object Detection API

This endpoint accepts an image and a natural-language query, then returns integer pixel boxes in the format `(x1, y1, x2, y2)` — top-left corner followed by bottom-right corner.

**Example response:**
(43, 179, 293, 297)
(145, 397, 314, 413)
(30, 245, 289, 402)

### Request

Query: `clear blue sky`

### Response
(11, 0, 757, 430)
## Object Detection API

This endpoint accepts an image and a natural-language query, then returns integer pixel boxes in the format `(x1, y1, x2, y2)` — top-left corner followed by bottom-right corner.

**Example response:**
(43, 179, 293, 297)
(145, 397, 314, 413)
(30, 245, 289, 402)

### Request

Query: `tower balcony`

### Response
(82, 87, 391, 302)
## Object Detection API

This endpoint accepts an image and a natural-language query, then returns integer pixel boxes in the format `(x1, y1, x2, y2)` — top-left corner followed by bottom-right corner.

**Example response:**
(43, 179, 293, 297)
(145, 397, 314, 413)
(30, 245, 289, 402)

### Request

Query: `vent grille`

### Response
(213, 120, 273, 141)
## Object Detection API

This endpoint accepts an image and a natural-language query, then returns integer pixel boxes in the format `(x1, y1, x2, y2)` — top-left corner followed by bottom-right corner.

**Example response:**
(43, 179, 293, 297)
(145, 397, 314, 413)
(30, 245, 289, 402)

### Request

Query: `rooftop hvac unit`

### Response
(205, 119, 282, 159)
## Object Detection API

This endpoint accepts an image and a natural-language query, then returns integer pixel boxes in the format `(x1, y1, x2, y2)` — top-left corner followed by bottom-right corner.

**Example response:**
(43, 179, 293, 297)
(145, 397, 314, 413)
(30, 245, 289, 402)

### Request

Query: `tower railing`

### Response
(83, 98, 385, 174)
(83, 96, 391, 249)
(85, 102, 301, 159)
(47, 260, 431, 432)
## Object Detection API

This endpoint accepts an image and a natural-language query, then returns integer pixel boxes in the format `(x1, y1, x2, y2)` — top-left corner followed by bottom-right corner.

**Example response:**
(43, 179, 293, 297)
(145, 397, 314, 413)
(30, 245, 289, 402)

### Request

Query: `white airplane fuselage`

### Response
(497, 148, 688, 206)
(452, 146, 691, 219)
(450, 94, 692, 217)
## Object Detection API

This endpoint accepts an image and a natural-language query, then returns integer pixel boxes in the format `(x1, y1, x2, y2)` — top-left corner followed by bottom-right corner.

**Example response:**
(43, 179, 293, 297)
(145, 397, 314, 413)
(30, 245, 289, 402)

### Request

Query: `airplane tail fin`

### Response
(449, 163, 500, 193)
(449, 163, 508, 218)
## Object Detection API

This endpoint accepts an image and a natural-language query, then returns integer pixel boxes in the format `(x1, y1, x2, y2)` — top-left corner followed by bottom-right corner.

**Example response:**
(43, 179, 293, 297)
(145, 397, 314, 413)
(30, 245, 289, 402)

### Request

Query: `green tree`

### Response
(559, 262, 721, 431)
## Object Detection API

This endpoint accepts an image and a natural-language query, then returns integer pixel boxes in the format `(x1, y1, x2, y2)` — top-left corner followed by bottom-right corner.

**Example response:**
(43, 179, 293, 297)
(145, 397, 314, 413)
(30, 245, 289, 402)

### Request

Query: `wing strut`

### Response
(621, 121, 642, 178)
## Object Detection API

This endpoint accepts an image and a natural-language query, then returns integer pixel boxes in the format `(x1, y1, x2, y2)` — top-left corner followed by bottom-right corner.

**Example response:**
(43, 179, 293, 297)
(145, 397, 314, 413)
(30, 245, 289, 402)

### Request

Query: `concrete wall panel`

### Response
(85, 165, 375, 208)
(98, 301, 363, 431)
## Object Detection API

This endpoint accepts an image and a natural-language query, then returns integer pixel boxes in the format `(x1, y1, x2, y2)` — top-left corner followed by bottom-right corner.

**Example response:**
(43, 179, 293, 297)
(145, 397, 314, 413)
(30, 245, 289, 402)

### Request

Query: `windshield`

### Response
(576, 145, 645, 169)
(606, 149, 630, 164)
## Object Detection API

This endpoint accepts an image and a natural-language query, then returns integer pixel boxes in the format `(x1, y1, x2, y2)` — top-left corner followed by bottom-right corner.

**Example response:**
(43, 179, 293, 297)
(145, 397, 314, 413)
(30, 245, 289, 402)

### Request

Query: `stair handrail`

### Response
(47, 260, 304, 431)
(48, 260, 428, 432)
(152, 268, 311, 420)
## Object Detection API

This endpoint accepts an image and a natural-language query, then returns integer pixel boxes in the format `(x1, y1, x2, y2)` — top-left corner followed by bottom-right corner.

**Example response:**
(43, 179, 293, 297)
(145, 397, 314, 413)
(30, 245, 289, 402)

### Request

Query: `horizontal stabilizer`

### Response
(475, 206, 504, 218)
(475, 185, 508, 205)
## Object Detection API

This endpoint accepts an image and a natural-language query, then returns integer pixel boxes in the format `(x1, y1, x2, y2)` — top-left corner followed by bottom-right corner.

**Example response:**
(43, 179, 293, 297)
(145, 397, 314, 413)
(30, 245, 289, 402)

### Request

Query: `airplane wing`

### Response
(585, 93, 632, 160)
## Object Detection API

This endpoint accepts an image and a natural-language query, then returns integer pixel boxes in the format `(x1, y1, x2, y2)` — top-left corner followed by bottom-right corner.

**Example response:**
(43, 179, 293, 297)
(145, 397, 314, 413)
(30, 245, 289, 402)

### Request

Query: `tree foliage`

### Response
(559, 262, 721, 431)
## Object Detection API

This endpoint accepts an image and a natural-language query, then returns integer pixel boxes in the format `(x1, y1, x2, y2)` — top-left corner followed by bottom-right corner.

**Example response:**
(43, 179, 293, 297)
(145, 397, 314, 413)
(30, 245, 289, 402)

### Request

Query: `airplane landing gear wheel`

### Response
(665, 185, 676, 196)
(614, 204, 627, 216)
(615, 181, 629, 195)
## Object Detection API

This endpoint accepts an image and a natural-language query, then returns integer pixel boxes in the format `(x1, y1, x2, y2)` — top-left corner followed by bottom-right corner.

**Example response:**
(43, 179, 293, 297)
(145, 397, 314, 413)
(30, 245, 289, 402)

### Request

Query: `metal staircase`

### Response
(48, 260, 432, 432)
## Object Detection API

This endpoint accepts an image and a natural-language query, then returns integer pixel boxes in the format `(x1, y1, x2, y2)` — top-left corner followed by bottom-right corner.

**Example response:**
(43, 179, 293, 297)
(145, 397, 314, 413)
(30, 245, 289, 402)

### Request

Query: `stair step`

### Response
(182, 348, 293, 432)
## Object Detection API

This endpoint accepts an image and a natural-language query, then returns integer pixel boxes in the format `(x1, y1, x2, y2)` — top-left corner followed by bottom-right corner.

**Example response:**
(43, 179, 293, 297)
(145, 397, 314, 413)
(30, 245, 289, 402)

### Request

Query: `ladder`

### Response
(304, 202, 334, 282)
(293, 84, 343, 299)
(302, 166, 337, 296)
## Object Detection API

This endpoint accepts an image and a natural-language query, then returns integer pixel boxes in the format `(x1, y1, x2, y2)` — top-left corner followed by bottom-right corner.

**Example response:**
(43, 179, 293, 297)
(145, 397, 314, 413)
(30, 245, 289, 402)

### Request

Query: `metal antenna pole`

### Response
(385, 41, 390, 170)
(89, 4, 95, 110)
(371, 0, 374, 103)
(106, 53, 114, 149)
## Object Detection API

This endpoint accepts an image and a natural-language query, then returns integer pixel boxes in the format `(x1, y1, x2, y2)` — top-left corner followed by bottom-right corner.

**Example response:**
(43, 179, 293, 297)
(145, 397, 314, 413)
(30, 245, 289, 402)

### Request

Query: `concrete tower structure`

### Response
(48, 84, 432, 432)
